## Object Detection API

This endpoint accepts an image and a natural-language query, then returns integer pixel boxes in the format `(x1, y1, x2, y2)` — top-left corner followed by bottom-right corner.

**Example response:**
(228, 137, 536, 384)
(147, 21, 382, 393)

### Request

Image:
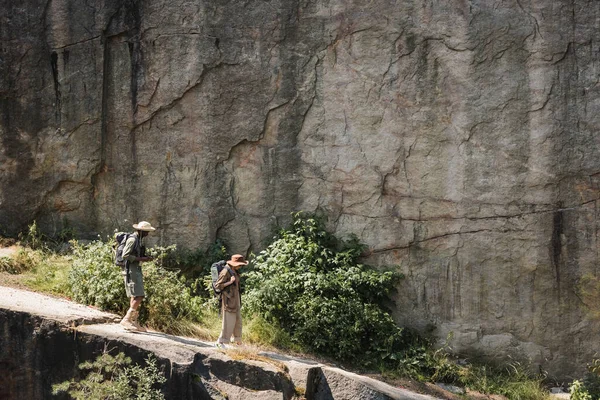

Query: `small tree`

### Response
(52, 352, 166, 400)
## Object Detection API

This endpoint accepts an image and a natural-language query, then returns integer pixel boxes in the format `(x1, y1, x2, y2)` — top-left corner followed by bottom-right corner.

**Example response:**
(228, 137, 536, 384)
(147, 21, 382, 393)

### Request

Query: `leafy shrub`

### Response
(139, 262, 204, 335)
(392, 341, 461, 382)
(68, 240, 127, 314)
(571, 380, 593, 400)
(156, 241, 227, 298)
(52, 352, 165, 400)
(68, 239, 204, 334)
(244, 212, 406, 367)
(19, 221, 46, 251)
(572, 358, 600, 400)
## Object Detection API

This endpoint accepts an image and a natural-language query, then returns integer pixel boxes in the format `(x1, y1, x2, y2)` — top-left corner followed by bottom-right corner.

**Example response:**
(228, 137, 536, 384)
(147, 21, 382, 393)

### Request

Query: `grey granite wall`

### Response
(1, 0, 599, 376)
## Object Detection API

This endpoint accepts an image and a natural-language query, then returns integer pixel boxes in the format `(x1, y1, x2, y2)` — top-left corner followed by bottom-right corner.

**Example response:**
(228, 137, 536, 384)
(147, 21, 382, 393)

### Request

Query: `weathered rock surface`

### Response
(0, 285, 440, 400)
(1, 0, 600, 378)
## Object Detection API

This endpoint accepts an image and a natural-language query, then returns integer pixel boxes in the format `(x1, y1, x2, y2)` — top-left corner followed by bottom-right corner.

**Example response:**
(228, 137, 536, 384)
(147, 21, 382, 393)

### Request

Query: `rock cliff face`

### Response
(1, 0, 599, 377)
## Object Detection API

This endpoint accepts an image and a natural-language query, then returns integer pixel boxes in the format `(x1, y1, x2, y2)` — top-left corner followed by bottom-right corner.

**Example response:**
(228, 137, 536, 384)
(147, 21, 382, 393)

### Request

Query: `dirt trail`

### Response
(0, 246, 17, 258)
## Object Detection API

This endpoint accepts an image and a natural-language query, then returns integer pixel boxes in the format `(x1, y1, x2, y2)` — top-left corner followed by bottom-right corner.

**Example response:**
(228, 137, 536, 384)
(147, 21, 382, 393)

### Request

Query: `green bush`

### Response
(157, 241, 227, 298)
(139, 262, 204, 335)
(68, 240, 127, 314)
(19, 221, 46, 251)
(391, 341, 461, 382)
(52, 352, 165, 400)
(244, 212, 406, 367)
(68, 239, 204, 334)
(569, 358, 600, 400)
(571, 380, 593, 400)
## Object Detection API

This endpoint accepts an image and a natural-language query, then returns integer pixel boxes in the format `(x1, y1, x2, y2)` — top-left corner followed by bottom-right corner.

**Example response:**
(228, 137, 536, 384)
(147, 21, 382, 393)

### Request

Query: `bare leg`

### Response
(130, 296, 143, 310)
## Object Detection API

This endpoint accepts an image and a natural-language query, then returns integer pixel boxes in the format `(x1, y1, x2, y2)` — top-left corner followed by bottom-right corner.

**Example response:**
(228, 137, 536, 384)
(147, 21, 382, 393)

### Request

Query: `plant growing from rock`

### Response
(52, 352, 166, 400)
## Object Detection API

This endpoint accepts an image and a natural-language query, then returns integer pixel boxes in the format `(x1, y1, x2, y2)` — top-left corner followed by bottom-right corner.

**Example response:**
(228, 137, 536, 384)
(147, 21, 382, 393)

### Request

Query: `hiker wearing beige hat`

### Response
(119, 221, 156, 332)
(214, 254, 249, 347)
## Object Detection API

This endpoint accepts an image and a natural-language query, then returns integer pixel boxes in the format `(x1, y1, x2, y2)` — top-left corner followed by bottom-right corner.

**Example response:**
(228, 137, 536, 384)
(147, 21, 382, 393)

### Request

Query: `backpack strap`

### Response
(132, 232, 142, 257)
(124, 233, 141, 284)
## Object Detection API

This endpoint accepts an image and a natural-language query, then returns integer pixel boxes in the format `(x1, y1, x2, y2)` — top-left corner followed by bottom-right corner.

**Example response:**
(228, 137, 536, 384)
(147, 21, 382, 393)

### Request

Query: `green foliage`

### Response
(139, 262, 204, 335)
(571, 380, 593, 400)
(57, 218, 77, 243)
(392, 341, 461, 382)
(569, 358, 600, 400)
(244, 315, 298, 351)
(158, 240, 226, 273)
(16, 220, 77, 254)
(52, 352, 166, 400)
(67, 239, 205, 334)
(157, 241, 228, 298)
(244, 212, 405, 367)
(68, 240, 127, 314)
(461, 363, 548, 400)
(24, 252, 72, 295)
(19, 221, 46, 250)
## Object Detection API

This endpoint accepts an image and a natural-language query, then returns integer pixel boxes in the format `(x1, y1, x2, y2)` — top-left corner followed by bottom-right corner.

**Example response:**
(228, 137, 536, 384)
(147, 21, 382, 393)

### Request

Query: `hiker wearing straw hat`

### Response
(215, 254, 249, 347)
(119, 221, 156, 332)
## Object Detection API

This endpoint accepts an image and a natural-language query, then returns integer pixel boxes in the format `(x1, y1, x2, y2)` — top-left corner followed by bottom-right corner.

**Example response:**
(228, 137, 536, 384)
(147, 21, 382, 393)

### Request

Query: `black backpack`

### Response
(210, 260, 234, 294)
(114, 232, 137, 267)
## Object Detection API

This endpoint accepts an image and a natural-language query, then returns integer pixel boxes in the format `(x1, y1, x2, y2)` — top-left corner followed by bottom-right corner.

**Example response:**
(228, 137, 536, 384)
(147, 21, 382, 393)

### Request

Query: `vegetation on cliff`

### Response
(52, 352, 165, 400)
(244, 214, 406, 367)
(0, 216, 554, 400)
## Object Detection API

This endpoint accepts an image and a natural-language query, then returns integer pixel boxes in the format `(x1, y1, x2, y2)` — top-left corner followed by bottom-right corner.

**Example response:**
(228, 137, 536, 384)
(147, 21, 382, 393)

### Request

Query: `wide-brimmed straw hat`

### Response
(132, 221, 156, 231)
(227, 254, 248, 267)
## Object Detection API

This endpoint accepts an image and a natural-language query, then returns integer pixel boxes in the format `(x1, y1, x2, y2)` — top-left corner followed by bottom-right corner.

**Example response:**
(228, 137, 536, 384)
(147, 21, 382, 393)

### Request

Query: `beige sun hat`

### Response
(132, 221, 156, 231)
(227, 254, 249, 267)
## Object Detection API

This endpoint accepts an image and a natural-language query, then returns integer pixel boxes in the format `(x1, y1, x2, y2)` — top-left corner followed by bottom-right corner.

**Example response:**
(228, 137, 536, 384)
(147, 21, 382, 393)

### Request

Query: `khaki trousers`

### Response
(217, 308, 242, 344)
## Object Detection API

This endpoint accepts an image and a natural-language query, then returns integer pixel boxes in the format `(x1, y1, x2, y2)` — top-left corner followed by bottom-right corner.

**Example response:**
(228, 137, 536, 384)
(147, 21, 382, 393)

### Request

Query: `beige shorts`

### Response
(123, 264, 145, 297)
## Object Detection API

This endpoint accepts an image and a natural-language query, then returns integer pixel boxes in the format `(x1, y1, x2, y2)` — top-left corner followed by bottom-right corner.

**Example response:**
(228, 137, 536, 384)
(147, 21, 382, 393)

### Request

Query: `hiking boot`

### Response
(215, 342, 227, 349)
(120, 309, 139, 332)
(130, 310, 147, 332)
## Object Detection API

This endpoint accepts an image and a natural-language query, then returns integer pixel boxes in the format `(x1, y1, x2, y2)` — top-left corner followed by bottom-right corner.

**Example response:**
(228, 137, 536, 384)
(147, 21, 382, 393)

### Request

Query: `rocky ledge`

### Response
(0, 285, 438, 400)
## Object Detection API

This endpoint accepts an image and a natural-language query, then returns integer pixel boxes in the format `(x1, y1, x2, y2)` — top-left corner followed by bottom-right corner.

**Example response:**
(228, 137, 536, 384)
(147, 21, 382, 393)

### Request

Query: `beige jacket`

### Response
(215, 267, 241, 313)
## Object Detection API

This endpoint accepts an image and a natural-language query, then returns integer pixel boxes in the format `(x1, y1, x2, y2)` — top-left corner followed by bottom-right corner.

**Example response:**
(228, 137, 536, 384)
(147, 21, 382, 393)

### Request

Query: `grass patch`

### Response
(222, 347, 289, 373)
(460, 362, 549, 400)
(24, 252, 72, 296)
(243, 315, 299, 352)
(0, 248, 39, 274)
(0, 246, 72, 296)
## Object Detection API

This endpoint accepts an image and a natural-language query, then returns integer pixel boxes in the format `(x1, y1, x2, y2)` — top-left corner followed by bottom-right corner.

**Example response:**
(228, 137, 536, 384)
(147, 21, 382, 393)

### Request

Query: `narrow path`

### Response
(0, 285, 442, 400)
(0, 246, 17, 258)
